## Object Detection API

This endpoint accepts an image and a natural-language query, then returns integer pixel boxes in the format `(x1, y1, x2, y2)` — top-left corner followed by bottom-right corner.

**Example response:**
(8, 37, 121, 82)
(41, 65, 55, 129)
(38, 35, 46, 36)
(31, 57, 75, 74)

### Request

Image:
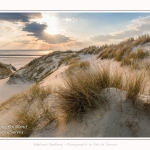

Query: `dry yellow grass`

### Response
(57, 53, 78, 67)
(121, 48, 149, 68)
(0, 84, 54, 137)
(67, 60, 90, 73)
(97, 34, 150, 69)
(55, 64, 149, 123)
(78, 45, 107, 55)
(0, 62, 12, 78)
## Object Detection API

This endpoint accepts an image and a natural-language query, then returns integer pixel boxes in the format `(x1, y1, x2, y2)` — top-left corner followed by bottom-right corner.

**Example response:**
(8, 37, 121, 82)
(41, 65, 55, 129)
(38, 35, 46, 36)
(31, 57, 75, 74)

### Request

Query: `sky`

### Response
(1, 12, 150, 51)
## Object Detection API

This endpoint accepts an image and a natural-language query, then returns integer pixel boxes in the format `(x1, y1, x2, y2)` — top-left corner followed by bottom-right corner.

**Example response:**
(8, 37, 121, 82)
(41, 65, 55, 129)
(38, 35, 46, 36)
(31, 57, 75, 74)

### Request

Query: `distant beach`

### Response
(0, 50, 52, 69)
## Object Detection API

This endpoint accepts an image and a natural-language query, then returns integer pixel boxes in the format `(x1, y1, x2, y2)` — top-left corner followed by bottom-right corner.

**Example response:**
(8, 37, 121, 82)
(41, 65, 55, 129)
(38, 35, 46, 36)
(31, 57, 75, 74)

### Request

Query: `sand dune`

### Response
(1, 37, 150, 137)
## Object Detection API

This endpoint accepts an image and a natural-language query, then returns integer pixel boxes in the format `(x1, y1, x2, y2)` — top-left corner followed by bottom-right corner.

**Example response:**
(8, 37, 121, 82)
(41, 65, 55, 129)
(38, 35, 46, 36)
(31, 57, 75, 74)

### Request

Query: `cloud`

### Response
(91, 15, 150, 42)
(47, 39, 90, 51)
(22, 22, 72, 44)
(14, 39, 30, 44)
(0, 13, 42, 22)
(91, 34, 114, 42)
(23, 22, 47, 33)
(63, 17, 77, 22)
(3, 26, 14, 32)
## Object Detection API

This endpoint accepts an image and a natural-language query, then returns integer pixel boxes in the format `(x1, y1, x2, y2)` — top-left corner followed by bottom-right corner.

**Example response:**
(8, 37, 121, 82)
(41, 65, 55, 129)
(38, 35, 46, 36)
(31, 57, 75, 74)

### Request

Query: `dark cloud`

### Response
(0, 13, 42, 22)
(23, 22, 47, 33)
(22, 22, 72, 44)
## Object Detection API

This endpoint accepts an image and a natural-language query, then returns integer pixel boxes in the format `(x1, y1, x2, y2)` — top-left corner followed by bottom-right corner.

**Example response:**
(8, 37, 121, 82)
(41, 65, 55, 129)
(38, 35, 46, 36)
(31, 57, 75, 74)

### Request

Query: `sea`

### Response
(0, 50, 53, 69)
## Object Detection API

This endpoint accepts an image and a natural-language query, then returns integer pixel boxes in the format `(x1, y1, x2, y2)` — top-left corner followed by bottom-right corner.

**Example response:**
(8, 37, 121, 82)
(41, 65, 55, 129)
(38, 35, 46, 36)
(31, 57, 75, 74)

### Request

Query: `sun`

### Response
(40, 13, 59, 35)
(45, 26, 58, 35)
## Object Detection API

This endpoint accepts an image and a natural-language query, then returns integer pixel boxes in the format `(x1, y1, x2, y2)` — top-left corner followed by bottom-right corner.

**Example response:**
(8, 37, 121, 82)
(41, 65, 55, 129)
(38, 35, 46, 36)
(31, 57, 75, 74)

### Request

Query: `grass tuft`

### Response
(67, 60, 90, 73)
(125, 72, 147, 104)
(55, 64, 124, 123)
(121, 49, 149, 69)
(57, 53, 78, 67)
(55, 63, 148, 123)
(0, 62, 12, 79)
(0, 84, 54, 137)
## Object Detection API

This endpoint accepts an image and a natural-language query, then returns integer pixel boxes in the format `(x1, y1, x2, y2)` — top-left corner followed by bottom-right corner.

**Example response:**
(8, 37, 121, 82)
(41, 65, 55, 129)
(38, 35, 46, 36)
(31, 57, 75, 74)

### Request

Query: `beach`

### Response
(0, 50, 52, 69)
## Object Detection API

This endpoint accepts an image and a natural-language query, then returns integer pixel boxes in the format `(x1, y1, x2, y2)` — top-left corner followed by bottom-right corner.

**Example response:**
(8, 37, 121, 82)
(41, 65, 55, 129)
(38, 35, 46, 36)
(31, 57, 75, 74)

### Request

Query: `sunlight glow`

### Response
(40, 13, 59, 35)
(45, 26, 58, 35)
(42, 50, 51, 55)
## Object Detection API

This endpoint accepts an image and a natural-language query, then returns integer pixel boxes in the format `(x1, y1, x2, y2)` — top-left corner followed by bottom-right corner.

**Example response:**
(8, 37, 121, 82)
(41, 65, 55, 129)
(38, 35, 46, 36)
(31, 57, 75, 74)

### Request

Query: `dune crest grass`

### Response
(57, 53, 78, 67)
